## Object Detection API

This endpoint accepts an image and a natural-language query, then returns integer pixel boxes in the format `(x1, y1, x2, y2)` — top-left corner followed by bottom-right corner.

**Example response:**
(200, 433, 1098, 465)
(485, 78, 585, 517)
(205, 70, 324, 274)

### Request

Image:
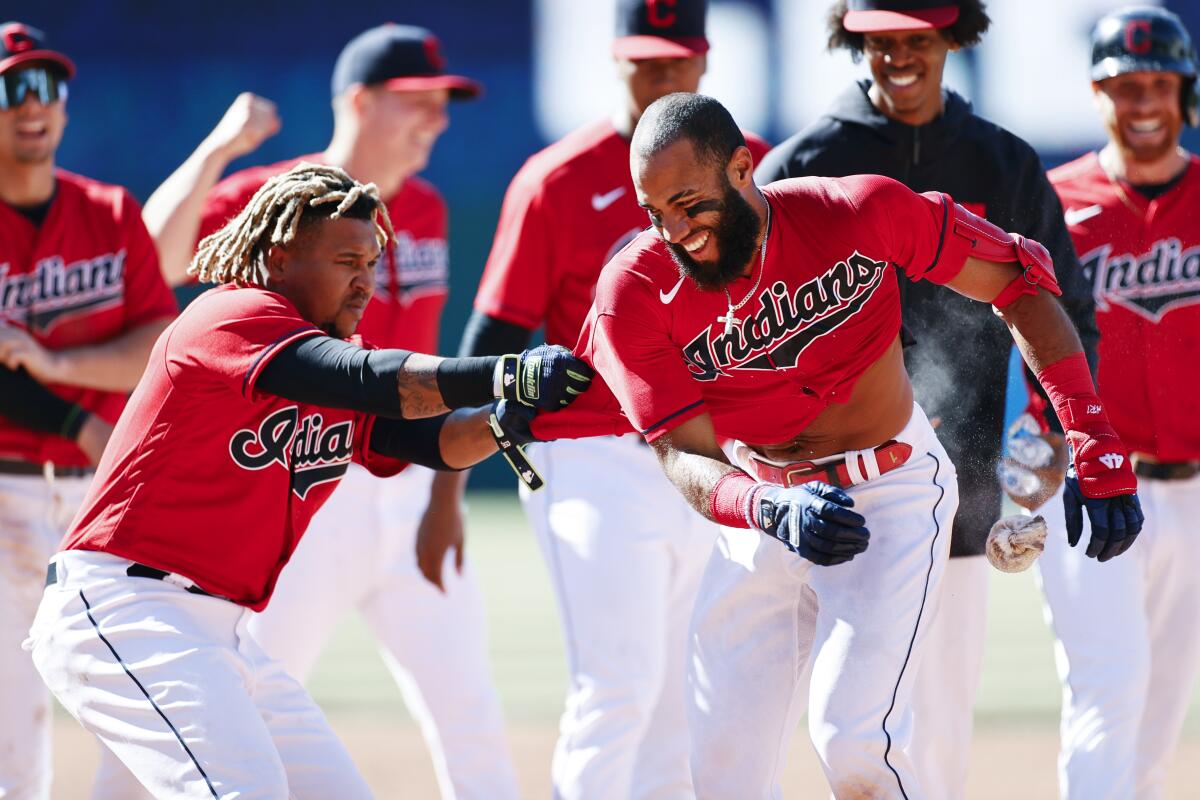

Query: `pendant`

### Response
(718, 312, 740, 335)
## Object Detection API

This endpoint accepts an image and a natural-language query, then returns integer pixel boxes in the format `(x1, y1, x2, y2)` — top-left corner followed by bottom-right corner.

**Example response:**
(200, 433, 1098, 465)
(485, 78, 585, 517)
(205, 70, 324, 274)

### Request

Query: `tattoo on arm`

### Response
(396, 353, 451, 419)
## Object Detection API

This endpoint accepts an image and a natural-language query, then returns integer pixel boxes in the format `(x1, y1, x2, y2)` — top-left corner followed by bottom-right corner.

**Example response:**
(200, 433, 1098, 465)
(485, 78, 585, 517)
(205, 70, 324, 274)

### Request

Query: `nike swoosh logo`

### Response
(591, 186, 626, 212)
(659, 275, 686, 304)
(1064, 204, 1102, 226)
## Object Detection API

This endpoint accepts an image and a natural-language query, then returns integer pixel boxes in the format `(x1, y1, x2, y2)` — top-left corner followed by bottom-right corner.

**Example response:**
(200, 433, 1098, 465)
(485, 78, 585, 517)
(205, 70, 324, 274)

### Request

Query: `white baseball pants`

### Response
(521, 434, 719, 800)
(0, 471, 89, 800)
(909, 554, 990, 800)
(27, 549, 373, 799)
(688, 404, 958, 799)
(1035, 473, 1200, 800)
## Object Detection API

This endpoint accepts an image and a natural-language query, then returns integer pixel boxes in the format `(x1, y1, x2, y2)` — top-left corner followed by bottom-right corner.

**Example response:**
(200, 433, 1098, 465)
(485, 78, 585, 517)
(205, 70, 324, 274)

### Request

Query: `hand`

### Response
(498, 344, 593, 410)
(75, 414, 113, 465)
(0, 324, 61, 384)
(207, 92, 281, 161)
(415, 493, 466, 593)
(754, 482, 870, 566)
(1063, 467, 1143, 561)
(492, 398, 537, 445)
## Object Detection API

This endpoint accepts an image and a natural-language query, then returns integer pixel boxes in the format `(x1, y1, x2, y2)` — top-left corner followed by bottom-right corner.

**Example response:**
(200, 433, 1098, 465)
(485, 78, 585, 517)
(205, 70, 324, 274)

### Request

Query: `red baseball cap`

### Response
(612, 0, 710, 61)
(331, 24, 481, 100)
(0, 22, 76, 78)
(843, 0, 960, 33)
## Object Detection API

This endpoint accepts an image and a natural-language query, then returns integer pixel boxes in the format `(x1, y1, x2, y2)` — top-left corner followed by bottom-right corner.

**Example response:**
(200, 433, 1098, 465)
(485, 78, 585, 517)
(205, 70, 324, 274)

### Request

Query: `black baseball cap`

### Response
(0, 22, 75, 78)
(612, 0, 709, 61)
(331, 24, 481, 101)
(843, 0, 960, 33)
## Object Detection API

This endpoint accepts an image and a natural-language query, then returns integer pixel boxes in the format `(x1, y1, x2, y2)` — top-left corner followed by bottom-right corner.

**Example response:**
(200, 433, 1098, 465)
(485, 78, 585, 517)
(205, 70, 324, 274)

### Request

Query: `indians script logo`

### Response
(1079, 238, 1200, 322)
(229, 407, 354, 499)
(682, 251, 889, 381)
(0, 251, 127, 334)
(374, 232, 448, 304)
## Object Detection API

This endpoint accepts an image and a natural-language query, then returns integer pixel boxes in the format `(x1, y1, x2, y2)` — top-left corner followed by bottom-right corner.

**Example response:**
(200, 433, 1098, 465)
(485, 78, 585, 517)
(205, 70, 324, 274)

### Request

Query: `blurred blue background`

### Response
(31, 0, 1200, 486)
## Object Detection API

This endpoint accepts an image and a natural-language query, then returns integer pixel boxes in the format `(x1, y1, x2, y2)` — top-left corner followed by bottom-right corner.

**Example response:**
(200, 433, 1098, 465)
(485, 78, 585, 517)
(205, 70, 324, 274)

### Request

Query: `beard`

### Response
(665, 181, 762, 292)
(1113, 114, 1183, 165)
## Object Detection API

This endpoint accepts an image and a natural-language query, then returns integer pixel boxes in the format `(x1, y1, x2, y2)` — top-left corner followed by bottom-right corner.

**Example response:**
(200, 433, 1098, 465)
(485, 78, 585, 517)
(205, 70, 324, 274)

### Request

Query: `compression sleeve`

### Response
(368, 415, 453, 470)
(0, 366, 90, 438)
(458, 309, 535, 357)
(256, 336, 412, 416)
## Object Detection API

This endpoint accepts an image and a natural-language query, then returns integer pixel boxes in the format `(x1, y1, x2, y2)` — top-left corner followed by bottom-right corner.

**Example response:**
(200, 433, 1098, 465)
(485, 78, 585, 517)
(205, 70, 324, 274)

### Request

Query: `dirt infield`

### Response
(49, 716, 1200, 798)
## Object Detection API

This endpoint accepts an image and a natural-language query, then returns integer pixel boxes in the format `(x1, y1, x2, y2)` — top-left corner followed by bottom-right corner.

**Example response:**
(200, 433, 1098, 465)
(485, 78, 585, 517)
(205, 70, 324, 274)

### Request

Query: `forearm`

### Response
(438, 407, 502, 469)
(47, 318, 171, 392)
(368, 407, 497, 470)
(653, 444, 742, 522)
(429, 468, 469, 506)
(996, 291, 1084, 374)
(143, 139, 239, 286)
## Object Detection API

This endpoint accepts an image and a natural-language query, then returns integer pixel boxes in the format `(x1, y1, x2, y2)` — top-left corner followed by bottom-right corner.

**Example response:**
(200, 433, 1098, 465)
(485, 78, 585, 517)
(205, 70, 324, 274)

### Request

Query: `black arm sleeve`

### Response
(368, 414, 454, 471)
(0, 366, 89, 438)
(1010, 149, 1101, 432)
(457, 309, 534, 358)
(256, 336, 412, 417)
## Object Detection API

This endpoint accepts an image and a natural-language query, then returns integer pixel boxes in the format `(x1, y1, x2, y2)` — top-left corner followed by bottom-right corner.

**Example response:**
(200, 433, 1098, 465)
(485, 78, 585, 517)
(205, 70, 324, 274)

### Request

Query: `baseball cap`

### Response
(843, 0, 961, 33)
(612, 0, 710, 61)
(0, 22, 75, 78)
(331, 24, 481, 101)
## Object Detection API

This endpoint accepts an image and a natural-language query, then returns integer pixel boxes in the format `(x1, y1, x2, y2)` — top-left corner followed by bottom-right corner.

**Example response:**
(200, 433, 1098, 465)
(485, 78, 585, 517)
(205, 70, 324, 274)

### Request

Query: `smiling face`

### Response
(266, 215, 381, 339)
(863, 28, 957, 126)
(0, 65, 67, 166)
(1094, 70, 1185, 166)
(635, 137, 762, 291)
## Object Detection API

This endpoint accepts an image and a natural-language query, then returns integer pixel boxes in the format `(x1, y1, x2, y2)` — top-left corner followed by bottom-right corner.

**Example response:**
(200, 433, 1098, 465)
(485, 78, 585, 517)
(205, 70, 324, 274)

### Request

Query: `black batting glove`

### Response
(1063, 467, 1144, 562)
(754, 482, 871, 566)
(496, 344, 593, 410)
(491, 398, 538, 446)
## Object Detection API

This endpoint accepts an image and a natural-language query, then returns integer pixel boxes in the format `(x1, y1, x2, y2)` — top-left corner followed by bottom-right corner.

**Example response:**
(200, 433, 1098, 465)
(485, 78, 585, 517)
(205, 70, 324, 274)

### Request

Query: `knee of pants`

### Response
(564, 676, 662, 740)
(811, 722, 900, 795)
(1062, 646, 1150, 720)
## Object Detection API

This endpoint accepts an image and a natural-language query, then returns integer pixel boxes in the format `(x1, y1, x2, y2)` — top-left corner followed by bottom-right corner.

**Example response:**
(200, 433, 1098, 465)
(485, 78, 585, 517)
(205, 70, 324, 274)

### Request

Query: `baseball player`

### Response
(532, 91, 1144, 799)
(451, 1, 767, 796)
(109, 24, 520, 800)
(0, 21, 177, 799)
(1033, 7, 1200, 798)
(754, 2, 1100, 795)
(24, 162, 592, 799)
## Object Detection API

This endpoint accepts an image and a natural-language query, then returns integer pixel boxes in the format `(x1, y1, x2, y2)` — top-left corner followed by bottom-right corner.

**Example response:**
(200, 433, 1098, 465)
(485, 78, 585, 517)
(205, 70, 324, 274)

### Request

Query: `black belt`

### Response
(0, 459, 93, 478)
(45, 560, 222, 599)
(1134, 459, 1200, 481)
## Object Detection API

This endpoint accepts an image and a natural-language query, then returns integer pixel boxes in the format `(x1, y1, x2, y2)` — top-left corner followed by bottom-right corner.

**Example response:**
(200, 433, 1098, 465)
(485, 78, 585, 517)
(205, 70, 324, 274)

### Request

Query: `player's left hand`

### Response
(0, 324, 61, 384)
(754, 482, 871, 566)
(1063, 466, 1144, 561)
(498, 345, 593, 410)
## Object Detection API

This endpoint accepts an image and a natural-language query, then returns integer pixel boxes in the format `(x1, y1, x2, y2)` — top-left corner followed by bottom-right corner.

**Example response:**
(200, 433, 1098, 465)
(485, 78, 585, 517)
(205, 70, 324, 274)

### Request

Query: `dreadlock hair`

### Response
(826, 0, 991, 61)
(189, 162, 395, 286)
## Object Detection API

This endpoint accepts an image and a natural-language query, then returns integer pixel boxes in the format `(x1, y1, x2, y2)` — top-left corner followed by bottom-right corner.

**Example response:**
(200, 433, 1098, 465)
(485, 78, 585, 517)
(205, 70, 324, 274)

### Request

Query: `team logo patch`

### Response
(1080, 238, 1200, 322)
(682, 251, 889, 381)
(0, 251, 127, 333)
(229, 406, 354, 499)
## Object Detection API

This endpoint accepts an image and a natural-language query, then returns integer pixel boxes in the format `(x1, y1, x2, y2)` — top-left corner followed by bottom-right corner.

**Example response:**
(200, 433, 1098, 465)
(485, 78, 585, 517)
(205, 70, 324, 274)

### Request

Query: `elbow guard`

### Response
(941, 201, 1062, 308)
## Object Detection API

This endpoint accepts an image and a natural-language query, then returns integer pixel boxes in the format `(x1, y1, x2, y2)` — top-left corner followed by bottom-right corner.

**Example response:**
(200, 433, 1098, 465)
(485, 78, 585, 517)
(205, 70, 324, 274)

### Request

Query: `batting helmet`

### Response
(1090, 5, 1199, 127)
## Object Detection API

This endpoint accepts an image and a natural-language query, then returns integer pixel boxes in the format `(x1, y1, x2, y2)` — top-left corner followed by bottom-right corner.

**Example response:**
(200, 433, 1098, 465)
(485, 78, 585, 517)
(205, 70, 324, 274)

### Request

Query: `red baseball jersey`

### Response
(473, 120, 771, 346)
(533, 176, 967, 446)
(61, 284, 404, 610)
(199, 155, 449, 354)
(0, 170, 177, 466)
(1050, 152, 1200, 461)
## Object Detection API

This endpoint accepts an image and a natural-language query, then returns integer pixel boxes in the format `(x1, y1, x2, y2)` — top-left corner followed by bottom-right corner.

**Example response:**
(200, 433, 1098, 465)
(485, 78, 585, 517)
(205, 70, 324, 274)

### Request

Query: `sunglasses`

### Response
(0, 66, 69, 111)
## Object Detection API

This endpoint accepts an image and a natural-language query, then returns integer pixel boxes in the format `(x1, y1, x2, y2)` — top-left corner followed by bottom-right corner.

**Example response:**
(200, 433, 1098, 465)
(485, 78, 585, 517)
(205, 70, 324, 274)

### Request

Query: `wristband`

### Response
(709, 471, 764, 529)
(61, 404, 89, 440)
(1035, 352, 1104, 430)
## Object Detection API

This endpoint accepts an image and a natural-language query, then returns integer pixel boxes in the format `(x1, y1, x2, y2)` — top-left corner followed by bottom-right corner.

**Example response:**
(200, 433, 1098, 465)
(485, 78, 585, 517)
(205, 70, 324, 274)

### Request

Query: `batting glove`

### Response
(496, 344, 593, 411)
(754, 482, 870, 566)
(1063, 465, 1144, 562)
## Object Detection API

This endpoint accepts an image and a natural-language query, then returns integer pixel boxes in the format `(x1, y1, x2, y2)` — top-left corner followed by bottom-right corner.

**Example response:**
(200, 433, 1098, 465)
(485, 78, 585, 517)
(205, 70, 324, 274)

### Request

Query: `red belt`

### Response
(744, 441, 913, 489)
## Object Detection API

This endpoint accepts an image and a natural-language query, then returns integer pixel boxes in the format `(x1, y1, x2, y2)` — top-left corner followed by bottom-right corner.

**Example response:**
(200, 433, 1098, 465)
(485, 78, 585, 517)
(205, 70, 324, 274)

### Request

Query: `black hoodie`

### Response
(757, 80, 1099, 558)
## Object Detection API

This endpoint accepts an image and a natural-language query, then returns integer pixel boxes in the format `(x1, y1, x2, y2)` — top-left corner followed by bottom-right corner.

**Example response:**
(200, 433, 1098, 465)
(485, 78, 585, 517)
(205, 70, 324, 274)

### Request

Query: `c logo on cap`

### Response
(646, 0, 678, 29)
(1125, 19, 1153, 55)
(3, 24, 34, 54)
(422, 34, 446, 71)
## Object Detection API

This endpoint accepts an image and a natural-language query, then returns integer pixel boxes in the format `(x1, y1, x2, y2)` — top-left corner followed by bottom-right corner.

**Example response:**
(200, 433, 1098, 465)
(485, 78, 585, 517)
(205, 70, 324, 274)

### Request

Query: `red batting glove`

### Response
(1036, 353, 1137, 498)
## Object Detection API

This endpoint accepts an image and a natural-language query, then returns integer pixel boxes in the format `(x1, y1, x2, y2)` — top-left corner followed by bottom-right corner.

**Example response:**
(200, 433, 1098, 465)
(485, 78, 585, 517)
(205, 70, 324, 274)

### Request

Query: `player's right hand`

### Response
(209, 92, 281, 161)
(497, 344, 593, 411)
(1063, 467, 1144, 561)
(753, 482, 870, 566)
